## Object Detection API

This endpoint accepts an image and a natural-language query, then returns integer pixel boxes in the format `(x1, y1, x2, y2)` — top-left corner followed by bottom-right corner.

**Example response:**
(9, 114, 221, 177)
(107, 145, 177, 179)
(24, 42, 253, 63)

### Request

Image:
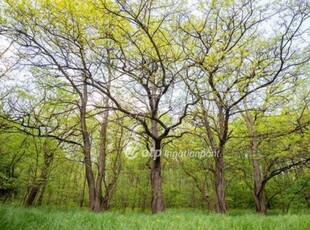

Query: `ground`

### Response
(1, 205, 310, 230)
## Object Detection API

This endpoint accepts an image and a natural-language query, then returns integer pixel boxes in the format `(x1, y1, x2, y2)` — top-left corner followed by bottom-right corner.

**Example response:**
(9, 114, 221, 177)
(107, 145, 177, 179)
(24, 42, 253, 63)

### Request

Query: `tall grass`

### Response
(0, 205, 309, 230)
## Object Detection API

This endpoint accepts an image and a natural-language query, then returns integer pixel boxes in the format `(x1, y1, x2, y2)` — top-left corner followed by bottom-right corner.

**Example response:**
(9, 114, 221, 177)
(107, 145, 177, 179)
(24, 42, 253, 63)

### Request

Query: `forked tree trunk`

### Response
(202, 101, 228, 214)
(93, 61, 114, 212)
(81, 79, 96, 211)
(102, 197, 109, 210)
(93, 194, 102, 212)
(244, 113, 266, 214)
(93, 104, 109, 212)
(253, 188, 266, 214)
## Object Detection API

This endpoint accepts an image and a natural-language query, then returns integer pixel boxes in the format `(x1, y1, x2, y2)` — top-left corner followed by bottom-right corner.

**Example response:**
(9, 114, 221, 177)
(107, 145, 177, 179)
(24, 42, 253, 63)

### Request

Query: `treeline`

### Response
(0, 0, 310, 214)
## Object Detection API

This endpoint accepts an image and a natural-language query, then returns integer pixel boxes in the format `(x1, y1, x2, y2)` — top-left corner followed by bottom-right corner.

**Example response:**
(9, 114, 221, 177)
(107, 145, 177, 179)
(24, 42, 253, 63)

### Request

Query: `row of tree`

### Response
(0, 0, 310, 214)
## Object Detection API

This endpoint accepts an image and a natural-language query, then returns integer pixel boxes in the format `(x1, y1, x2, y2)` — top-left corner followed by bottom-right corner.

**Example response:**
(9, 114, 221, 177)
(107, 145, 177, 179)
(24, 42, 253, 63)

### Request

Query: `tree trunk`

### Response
(80, 176, 86, 208)
(24, 146, 53, 207)
(83, 131, 96, 210)
(81, 93, 96, 210)
(151, 140, 164, 214)
(80, 77, 97, 211)
(252, 137, 266, 214)
(202, 101, 228, 214)
(37, 183, 46, 205)
(149, 81, 164, 214)
(203, 192, 211, 211)
(24, 185, 40, 206)
(94, 97, 110, 212)
(214, 153, 227, 213)
(244, 113, 266, 214)
(253, 188, 266, 214)
(102, 197, 109, 210)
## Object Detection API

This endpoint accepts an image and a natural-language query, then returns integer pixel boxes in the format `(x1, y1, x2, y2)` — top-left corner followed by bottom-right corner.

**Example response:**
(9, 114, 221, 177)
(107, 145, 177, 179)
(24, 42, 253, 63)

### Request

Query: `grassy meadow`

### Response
(1, 205, 310, 230)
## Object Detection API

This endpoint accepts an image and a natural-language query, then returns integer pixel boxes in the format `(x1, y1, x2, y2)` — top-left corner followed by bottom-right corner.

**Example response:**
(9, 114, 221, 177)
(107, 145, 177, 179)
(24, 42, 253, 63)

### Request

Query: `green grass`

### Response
(1, 205, 310, 230)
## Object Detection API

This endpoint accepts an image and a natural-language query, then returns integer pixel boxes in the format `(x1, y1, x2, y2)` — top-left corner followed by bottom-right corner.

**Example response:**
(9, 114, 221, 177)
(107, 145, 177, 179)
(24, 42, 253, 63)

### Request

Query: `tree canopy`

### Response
(0, 0, 310, 215)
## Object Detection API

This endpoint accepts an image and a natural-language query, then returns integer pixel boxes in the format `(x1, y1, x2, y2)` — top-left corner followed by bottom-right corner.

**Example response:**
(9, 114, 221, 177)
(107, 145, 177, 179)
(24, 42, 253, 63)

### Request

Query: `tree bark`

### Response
(24, 185, 40, 206)
(214, 152, 227, 213)
(93, 98, 109, 212)
(80, 78, 96, 210)
(252, 148, 266, 214)
(37, 183, 46, 206)
(151, 140, 164, 213)
(244, 113, 266, 214)
(82, 125, 96, 211)
(201, 101, 228, 213)
(24, 144, 53, 207)
(252, 188, 266, 214)
(102, 197, 110, 210)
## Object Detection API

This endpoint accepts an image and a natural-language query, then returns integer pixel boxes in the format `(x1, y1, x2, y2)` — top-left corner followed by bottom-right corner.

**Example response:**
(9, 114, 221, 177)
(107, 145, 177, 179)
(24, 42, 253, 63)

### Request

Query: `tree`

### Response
(96, 0, 198, 213)
(1, 0, 310, 215)
(239, 104, 310, 213)
(0, 0, 127, 212)
(180, 0, 310, 213)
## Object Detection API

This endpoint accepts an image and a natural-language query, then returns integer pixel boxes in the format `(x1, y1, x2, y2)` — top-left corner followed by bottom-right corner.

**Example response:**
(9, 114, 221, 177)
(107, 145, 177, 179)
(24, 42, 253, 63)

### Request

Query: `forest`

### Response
(0, 0, 310, 226)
